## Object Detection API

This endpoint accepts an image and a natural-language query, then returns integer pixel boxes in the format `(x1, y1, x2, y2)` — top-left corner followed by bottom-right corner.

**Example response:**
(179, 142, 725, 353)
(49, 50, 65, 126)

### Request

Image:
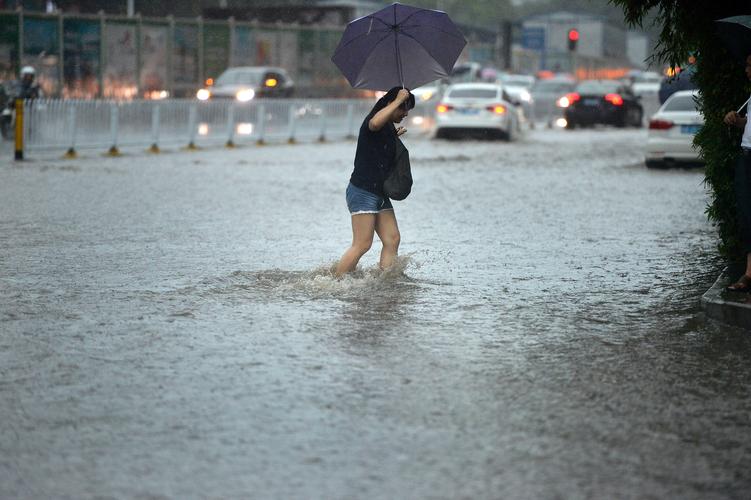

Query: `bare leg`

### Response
(746, 253, 751, 277)
(335, 214, 376, 277)
(375, 209, 400, 270)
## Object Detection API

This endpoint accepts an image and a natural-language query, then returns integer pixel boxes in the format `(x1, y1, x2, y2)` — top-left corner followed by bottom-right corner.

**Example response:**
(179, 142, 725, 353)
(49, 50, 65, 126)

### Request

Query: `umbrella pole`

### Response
(737, 95, 751, 114)
(395, 34, 404, 89)
(394, 3, 404, 89)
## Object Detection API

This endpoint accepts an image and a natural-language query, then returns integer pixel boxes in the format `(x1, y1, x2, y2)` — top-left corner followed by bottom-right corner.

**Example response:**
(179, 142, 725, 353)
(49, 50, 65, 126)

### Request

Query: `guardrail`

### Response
(18, 98, 437, 158)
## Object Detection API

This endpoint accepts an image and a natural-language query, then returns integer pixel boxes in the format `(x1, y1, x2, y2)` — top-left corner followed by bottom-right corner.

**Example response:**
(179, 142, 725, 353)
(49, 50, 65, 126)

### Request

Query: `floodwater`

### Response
(1, 128, 750, 499)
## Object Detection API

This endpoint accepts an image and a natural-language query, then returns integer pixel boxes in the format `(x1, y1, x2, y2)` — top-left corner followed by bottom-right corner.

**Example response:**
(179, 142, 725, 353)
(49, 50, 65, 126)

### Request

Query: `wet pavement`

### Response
(1, 128, 750, 499)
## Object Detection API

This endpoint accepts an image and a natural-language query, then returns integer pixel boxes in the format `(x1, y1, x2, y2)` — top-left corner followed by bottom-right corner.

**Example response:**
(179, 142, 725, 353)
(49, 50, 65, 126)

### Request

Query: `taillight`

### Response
(649, 119, 674, 130)
(436, 104, 453, 113)
(486, 104, 506, 114)
(557, 92, 580, 108)
(605, 93, 624, 106)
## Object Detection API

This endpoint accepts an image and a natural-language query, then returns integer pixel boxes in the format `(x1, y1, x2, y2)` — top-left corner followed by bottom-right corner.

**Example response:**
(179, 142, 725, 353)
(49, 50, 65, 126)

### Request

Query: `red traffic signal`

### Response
(567, 29, 579, 51)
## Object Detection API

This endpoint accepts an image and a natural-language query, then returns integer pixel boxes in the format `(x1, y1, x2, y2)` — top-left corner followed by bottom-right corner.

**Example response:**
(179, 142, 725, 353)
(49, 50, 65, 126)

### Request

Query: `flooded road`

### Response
(2, 128, 750, 499)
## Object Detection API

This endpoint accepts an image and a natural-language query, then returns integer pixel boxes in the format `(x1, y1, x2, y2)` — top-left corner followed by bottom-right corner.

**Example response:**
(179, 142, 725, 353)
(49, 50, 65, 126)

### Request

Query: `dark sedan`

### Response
(560, 80, 643, 129)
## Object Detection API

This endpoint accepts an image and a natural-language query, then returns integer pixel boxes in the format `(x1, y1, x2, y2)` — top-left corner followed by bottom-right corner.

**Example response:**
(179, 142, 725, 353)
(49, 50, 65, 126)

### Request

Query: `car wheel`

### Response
(565, 120, 576, 129)
(631, 109, 643, 128)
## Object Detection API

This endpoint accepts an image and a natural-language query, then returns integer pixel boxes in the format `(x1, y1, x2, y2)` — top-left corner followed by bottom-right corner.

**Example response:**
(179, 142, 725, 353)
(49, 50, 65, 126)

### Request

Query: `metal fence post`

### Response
(256, 103, 266, 145)
(107, 102, 121, 156)
(98, 11, 105, 98)
(64, 105, 77, 158)
(166, 16, 175, 99)
(346, 102, 355, 139)
(318, 105, 327, 142)
(149, 104, 160, 153)
(18, 8, 24, 75)
(58, 10, 64, 97)
(287, 105, 297, 144)
(135, 13, 142, 97)
(226, 103, 236, 148)
(186, 103, 199, 150)
(197, 16, 204, 89)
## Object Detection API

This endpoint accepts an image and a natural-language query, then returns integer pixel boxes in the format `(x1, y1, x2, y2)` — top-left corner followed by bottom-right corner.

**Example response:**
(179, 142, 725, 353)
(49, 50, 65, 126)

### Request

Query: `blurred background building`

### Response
(0, 0, 654, 98)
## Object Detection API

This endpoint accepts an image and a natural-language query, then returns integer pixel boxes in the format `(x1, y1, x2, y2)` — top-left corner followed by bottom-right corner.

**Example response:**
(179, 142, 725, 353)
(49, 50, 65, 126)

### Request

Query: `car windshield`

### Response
(663, 94, 699, 112)
(448, 88, 498, 99)
(576, 81, 621, 94)
(502, 76, 533, 87)
(532, 80, 573, 93)
(215, 69, 264, 86)
(635, 72, 661, 83)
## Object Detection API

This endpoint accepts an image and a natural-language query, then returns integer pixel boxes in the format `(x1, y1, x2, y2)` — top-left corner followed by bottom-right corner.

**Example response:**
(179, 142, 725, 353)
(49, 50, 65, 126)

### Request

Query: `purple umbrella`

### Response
(331, 2, 467, 91)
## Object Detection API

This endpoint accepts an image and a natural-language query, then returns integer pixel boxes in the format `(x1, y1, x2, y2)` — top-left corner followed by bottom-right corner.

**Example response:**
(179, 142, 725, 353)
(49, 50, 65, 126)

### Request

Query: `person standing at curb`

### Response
(724, 52, 751, 291)
(334, 87, 414, 277)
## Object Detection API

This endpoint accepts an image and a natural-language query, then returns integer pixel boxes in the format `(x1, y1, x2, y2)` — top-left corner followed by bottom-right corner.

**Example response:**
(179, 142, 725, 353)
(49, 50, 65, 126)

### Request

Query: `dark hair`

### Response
(367, 86, 415, 119)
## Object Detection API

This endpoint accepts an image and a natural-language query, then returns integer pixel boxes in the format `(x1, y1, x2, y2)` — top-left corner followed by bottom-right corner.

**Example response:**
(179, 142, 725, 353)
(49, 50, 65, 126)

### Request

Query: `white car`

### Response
(499, 74, 535, 127)
(434, 82, 520, 140)
(631, 71, 662, 98)
(645, 90, 703, 168)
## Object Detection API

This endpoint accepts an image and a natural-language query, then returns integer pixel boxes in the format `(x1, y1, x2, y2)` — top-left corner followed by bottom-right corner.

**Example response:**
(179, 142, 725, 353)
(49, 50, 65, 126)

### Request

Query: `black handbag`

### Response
(383, 137, 412, 200)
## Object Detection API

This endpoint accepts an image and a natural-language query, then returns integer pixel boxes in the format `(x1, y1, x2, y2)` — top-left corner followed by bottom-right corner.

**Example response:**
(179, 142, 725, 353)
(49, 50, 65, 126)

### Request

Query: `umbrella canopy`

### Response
(715, 15, 751, 64)
(331, 2, 466, 91)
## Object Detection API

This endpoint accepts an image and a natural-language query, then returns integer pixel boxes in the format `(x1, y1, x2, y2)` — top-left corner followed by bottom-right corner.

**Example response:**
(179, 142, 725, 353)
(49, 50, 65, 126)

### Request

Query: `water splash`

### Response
(200, 254, 418, 302)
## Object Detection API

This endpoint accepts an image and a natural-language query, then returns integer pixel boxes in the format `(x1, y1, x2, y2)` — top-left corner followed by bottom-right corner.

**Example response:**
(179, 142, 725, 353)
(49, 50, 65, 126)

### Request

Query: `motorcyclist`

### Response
(17, 66, 41, 100)
(1, 66, 41, 139)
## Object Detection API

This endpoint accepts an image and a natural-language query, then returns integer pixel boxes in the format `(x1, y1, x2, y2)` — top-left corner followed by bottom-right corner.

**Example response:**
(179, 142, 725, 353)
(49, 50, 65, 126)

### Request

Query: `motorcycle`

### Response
(0, 83, 10, 139)
(0, 101, 13, 140)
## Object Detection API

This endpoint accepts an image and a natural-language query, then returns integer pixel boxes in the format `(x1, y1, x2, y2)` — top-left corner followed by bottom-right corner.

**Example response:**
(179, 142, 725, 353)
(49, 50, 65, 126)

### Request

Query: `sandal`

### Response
(726, 274, 751, 292)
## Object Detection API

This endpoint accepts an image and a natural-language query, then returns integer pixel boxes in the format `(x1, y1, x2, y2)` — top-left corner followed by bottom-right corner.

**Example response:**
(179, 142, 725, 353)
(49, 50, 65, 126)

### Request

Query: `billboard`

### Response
(104, 23, 137, 98)
(140, 24, 168, 94)
(63, 19, 100, 98)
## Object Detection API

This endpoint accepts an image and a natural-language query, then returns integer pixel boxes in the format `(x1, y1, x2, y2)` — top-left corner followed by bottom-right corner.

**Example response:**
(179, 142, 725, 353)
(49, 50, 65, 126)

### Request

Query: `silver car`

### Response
(196, 66, 294, 101)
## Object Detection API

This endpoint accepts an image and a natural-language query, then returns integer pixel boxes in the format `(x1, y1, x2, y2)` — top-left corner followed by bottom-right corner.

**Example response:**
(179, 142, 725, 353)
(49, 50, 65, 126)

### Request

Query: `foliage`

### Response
(612, 0, 751, 258)
(514, 0, 628, 24)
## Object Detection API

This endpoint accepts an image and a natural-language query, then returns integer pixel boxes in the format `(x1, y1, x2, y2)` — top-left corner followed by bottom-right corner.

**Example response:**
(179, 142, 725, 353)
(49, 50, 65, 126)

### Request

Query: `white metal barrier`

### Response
(20, 98, 437, 158)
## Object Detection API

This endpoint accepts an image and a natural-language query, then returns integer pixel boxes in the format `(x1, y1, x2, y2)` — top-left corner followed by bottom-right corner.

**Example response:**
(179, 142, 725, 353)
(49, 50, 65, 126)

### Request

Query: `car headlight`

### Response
(236, 89, 255, 102)
(519, 90, 531, 102)
(196, 88, 210, 100)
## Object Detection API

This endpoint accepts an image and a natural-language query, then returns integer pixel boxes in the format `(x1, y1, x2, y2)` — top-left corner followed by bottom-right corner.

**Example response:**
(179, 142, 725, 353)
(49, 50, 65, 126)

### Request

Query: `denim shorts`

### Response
(345, 182, 393, 215)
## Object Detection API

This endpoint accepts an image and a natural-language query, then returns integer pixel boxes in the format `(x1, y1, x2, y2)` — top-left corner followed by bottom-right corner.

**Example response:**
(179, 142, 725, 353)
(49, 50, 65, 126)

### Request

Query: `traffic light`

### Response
(567, 29, 579, 52)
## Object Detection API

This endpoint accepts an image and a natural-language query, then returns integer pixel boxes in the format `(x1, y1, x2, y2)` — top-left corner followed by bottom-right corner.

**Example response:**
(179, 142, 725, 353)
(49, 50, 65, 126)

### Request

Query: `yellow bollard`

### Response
(14, 99, 23, 160)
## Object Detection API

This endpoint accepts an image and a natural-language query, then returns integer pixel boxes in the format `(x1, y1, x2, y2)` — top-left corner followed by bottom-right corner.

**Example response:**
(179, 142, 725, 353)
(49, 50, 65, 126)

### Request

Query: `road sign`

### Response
(522, 27, 545, 51)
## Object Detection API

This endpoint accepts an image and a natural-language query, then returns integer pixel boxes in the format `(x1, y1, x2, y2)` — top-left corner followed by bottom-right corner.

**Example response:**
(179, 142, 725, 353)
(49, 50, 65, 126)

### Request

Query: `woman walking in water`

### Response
(335, 87, 415, 277)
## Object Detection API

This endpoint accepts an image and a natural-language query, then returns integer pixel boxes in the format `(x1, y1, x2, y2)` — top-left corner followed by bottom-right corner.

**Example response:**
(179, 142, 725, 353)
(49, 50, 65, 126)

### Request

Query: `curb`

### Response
(701, 265, 751, 329)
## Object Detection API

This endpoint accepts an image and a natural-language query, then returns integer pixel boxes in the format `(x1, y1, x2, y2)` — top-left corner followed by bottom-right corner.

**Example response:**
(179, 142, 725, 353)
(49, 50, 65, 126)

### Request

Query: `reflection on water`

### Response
(1, 129, 749, 499)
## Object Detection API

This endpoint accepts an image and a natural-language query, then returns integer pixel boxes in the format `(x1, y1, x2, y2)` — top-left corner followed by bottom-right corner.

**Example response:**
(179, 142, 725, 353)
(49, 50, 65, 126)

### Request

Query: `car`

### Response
(658, 65, 697, 104)
(196, 66, 294, 101)
(434, 82, 520, 140)
(645, 90, 703, 168)
(499, 74, 535, 126)
(560, 79, 643, 128)
(631, 71, 662, 98)
(530, 77, 576, 127)
(408, 83, 444, 132)
(450, 62, 483, 83)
